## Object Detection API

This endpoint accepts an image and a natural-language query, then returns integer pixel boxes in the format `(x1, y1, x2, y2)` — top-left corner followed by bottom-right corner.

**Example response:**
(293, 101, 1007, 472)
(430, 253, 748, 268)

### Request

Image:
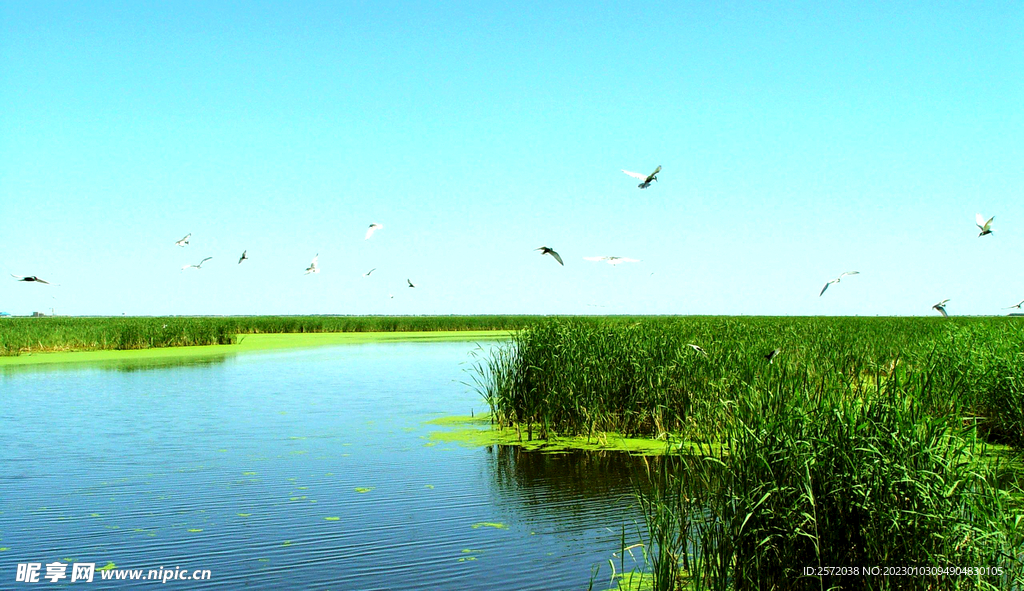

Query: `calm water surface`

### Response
(1, 341, 649, 590)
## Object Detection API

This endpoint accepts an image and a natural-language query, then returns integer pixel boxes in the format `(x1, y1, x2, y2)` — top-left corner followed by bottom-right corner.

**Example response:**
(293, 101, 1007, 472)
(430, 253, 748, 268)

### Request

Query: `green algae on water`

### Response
(426, 415, 686, 456)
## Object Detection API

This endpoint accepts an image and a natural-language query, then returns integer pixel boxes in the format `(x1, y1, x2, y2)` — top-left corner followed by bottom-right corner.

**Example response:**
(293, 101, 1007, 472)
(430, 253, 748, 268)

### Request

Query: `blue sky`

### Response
(2, 1, 1022, 316)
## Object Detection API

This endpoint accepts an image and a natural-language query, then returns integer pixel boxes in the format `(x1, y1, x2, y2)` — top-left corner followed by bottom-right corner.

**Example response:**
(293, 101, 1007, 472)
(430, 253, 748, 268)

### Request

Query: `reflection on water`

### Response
(0, 342, 647, 589)
(0, 353, 235, 375)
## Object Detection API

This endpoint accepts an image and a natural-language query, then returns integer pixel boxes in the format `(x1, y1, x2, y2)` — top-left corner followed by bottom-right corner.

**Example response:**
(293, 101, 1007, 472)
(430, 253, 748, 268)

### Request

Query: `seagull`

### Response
(622, 165, 662, 189)
(175, 233, 191, 247)
(536, 246, 564, 266)
(365, 223, 384, 240)
(819, 271, 860, 296)
(1003, 300, 1024, 310)
(584, 256, 641, 265)
(305, 254, 319, 274)
(363, 268, 376, 277)
(932, 299, 950, 318)
(407, 279, 416, 288)
(181, 257, 212, 270)
(687, 344, 707, 356)
(238, 250, 248, 264)
(976, 214, 995, 237)
(11, 274, 51, 284)
(765, 349, 782, 364)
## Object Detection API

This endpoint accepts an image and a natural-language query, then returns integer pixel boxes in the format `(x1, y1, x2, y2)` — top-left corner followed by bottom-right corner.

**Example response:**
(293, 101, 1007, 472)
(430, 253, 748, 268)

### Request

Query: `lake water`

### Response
(0, 341, 649, 590)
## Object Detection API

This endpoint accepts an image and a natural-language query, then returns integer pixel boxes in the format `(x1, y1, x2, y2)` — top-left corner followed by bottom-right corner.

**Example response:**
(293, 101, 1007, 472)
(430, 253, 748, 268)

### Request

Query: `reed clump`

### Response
(478, 317, 1024, 590)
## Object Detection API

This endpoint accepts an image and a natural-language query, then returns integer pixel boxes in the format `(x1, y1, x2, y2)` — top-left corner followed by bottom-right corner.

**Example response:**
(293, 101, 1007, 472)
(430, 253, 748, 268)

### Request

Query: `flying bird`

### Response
(181, 257, 212, 270)
(238, 250, 248, 264)
(407, 279, 416, 288)
(932, 299, 950, 318)
(819, 271, 860, 296)
(765, 349, 782, 364)
(536, 246, 564, 266)
(175, 233, 191, 247)
(584, 256, 641, 265)
(687, 344, 707, 356)
(976, 214, 994, 237)
(11, 274, 51, 284)
(363, 268, 376, 277)
(1003, 300, 1024, 310)
(622, 165, 662, 189)
(305, 254, 319, 274)
(365, 223, 384, 240)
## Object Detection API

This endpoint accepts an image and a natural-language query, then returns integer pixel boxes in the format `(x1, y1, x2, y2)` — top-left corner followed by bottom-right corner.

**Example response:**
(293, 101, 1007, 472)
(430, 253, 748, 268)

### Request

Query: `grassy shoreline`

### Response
(0, 315, 590, 356)
(0, 330, 512, 368)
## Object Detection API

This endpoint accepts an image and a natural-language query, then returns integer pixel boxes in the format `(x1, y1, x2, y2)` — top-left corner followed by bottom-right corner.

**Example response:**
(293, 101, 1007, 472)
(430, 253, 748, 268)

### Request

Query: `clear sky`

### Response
(1, 1, 1021, 317)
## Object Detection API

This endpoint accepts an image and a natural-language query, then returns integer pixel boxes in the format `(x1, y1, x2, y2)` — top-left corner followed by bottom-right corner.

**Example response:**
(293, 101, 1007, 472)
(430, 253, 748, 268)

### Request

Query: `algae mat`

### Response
(0, 330, 512, 369)
(425, 415, 694, 456)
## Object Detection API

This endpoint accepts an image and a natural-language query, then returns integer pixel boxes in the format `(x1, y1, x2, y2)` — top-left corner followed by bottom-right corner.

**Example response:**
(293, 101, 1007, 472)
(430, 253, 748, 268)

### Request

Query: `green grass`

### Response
(475, 317, 1024, 590)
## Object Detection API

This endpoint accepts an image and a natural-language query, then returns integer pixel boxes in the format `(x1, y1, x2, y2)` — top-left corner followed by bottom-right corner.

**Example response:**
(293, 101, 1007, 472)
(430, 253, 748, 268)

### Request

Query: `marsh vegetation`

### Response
(476, 317, 1024, 590)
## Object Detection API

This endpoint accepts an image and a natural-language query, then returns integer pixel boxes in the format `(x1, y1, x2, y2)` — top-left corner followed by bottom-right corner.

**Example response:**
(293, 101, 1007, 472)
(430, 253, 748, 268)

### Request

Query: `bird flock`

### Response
(7, 169, 1017, 320)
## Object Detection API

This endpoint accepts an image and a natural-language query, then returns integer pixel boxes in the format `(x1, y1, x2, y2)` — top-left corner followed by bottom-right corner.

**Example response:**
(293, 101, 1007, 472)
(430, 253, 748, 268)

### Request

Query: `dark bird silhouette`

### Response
(11, 274, 51, 284)
(536, 246, 564, 266)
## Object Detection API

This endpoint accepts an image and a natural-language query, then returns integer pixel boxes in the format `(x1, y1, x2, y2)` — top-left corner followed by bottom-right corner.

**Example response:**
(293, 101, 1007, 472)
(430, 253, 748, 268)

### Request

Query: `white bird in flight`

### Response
(976, 214, 994, 237)
(181, 257, 212, 271)
(11, 274, 52, 285)
(765, 348, 782, 364)
(363, 268, 376, 277)
(621, 165, 662, 189)
(536, 246, 564, 266)
(407, 279, 416, 288)
(932, 299, 950, 318)
(584, 256, 641, 265)
(819, 271, 860, 297)
(238, 250, 248, 264)
(365, 223, 384, 240)
(687, 343, 707, 356)
(1003, 299, 1024, 310)
(305, 254, 319, 274)
(175, 233, 191, 247)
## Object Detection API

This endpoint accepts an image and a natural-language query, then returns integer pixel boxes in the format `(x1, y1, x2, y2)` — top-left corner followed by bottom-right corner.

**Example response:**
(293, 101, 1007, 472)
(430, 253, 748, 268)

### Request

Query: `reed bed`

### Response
(0, 315, 553, 356)
(477, 317, 1024, 590)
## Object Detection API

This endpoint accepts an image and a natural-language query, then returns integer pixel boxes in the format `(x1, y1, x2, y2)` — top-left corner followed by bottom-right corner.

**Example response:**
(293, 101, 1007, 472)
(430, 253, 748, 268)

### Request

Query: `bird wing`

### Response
(549, 250, 564, 265)
(11, 274, 24, 280)
(840, 271, 859, 278)
(976, 214, 993, 230)
(583, 256, 607, 261)
(646, 165, 662, 181)
(819, 282, 830, 296)
(613, 257, 640, 264)
(365, 224, 381, 240)
(935, 306, 948, 318)
(199, 257, 212, 266)
(621, 170, 646, 181)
